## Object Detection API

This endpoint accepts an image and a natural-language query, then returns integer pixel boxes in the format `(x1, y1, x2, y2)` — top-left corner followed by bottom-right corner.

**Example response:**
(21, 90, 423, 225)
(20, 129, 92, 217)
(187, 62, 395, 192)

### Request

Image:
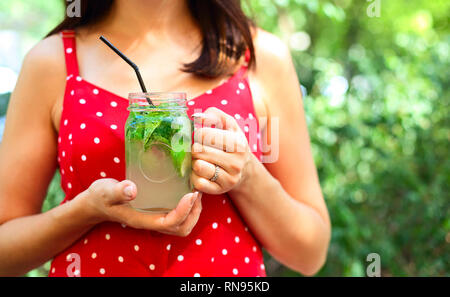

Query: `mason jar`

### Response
(125, 92, 193, 213)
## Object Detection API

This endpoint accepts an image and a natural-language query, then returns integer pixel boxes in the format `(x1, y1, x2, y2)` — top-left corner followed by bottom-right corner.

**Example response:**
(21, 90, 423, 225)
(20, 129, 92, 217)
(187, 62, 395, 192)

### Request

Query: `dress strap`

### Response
(60, 30, 79, 77)
(235, 48, 251, 78)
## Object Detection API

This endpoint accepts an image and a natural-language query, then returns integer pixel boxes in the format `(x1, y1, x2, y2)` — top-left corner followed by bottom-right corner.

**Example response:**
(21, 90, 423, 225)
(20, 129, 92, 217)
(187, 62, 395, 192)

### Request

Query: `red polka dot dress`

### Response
(49, 30, 266, 277)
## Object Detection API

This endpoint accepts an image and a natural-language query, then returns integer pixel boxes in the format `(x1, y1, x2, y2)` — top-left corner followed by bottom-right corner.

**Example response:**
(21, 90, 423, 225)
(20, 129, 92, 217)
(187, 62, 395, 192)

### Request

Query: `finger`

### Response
(204, 107, 240, 131)
(176, 193, 203, 235)
(192, 159, 216, 179)
(192, 112, 223, 130)
(192, 159, 232, 189)
(194, 127, 247, 152)
(107, 203, 163, 230)
(192, 107, 239, 131)
(191, 142, 240, 174)
(190, 171, 223, 194)
(108, 180, 137, 205)
(161, 192, 198, 227)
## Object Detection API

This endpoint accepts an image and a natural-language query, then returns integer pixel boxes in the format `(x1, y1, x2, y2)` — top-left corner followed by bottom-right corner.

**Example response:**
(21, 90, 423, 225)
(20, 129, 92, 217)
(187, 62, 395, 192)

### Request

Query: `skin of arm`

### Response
(0, 36, 102, 276)
(228, 30, 331, 276)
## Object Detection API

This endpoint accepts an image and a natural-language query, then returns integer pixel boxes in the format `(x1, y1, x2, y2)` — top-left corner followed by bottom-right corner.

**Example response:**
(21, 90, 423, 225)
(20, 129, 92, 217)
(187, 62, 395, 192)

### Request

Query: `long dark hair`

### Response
(47, 0, 255, 78)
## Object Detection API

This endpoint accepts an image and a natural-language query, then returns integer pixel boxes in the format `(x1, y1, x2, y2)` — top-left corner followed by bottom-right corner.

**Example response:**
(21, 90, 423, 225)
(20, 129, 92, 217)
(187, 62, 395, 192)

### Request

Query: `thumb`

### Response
(111, 180, 137, 204)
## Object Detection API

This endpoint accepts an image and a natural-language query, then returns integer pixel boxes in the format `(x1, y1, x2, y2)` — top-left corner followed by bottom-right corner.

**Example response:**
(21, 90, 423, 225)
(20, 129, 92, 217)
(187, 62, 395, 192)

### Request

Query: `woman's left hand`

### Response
(190, 107, 254, 195)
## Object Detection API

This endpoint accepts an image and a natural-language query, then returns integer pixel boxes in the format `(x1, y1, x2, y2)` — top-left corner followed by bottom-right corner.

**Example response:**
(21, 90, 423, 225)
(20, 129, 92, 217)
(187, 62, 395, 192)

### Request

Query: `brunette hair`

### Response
(47, 0, 255, 78)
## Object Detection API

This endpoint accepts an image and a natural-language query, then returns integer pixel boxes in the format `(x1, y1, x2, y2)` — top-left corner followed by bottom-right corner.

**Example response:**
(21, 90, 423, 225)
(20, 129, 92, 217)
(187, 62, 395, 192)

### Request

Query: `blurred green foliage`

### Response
(0, 0, 448, 276)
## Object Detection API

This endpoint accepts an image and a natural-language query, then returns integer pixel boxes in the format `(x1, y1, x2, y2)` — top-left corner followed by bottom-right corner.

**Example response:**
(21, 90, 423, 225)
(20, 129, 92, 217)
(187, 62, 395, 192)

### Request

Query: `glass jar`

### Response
(125, 92, 193, 213)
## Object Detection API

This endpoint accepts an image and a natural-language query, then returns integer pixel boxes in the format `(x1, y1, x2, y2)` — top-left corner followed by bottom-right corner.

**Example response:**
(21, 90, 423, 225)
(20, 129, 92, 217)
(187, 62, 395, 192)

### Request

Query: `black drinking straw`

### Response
(99, 36, 153, 105)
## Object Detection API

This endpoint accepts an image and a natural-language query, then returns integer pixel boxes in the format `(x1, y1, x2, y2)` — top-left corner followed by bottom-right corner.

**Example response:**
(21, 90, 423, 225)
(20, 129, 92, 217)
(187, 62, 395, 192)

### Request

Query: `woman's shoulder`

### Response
(23, 34, 66, 75)
(251, 28, 293, 75)
(248, 28, 299, 118)
(16, 33, 67, 116)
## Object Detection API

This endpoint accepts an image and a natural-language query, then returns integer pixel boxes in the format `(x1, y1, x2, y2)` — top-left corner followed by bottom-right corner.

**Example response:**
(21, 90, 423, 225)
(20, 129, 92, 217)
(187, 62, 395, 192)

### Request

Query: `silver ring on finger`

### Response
(209, 165, 220, 182)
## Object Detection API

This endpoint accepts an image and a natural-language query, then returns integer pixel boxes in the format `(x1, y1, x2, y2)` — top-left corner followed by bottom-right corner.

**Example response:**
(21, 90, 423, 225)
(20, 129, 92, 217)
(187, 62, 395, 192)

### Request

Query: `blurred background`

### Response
(0, 0, 448, 276)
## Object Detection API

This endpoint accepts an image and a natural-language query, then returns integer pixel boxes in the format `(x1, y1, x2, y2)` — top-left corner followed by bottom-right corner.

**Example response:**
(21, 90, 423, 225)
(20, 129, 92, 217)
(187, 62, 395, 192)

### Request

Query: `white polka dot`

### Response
(69, 166, 73, 172)
(79, 99, 86, 104)
(114, 157, 120, 163)
(99, 268, 105, 275)
(245, 257, 250, 263)
(206, 90, 212, 94)
(110, 101, 118, 107)
(100, 171, 106, 177)
(233, 268, 239, 275)
(236, 89, 241, 95)
(105, 233, 110, 240)
(76, 76, 82, 81)
(70, 141, 73, 145)
(118, 256, 124, 263)
(239, 82, 245, 90)
(81, 155, 87, 161)
(194, 273, 200, 277)
(66, 75, 73, 81)
(235, 236, 240, 243)
(234, 114, 241, 120)
(96, 112, 103, 117)
(221, 99, 228, 105)
(260, 264, 265, 270)
(223, 199, 226, 204)
(222, 249, 228, 255)
(248, 113, 254, 120)
(74, 269, 80, 276)
(253, 144, 257, 151)
(64, 119, 68, 126)
(94, 137, 100, 144)
(51, 267, 55, 273)
(58, 157, 61, 162)
(195, 239, 202, 245)
(244, 126, 249, 133)
(84, 239, 88, 244)
(149, 264, 155, 270)
(110, 124, 118, 130)
(166, 244, 171, 251)
(62, 151, 66, 157)
(70, 90, 74, 96)
(58, 137, 61, 143)
(80, 123, 86, 129)
(188, 101, 195, 106)
(212, 222, 218, 229)
(134, 245, 139, 251)
(61, 169, 65, 175)
(67, 183, 72, 189)
(91, 252, 97, 259)
(177, 255, 184, 262)
(66, 48, 73, 54)
(211, 257, 215, 262)
(252, 246, 257, 252)
(227, 217, 231, 224)
(93, 89, 99, 95)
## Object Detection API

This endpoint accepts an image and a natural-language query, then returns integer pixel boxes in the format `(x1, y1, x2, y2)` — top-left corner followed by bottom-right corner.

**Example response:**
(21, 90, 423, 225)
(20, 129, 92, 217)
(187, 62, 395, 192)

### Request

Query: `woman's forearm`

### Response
(229, 155, 331, 276)
(0, 191, 99, 276)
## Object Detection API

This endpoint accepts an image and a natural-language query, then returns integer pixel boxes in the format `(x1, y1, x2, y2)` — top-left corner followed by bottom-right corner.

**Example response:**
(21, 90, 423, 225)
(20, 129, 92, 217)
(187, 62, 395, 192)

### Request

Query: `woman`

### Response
(0, 0, 330, 277)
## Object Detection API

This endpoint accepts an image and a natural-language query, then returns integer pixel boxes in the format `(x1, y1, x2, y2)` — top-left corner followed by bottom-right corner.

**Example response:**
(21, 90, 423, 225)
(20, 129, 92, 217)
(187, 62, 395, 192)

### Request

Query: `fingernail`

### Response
(124, 185, 134, 197)
(191, 113, 205, 118)
(191, 192, 199, 205)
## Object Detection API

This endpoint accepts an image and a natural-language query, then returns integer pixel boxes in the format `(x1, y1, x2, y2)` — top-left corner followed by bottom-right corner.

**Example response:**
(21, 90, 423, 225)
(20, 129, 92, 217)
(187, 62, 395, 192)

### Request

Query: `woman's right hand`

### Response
(82, 178, 202, 237)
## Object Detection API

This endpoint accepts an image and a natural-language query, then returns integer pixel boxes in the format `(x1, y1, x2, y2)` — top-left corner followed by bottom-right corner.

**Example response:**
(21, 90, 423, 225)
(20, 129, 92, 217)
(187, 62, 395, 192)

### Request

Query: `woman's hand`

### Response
(190, 107, 254, 195)
(83, 179, 202, 237)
